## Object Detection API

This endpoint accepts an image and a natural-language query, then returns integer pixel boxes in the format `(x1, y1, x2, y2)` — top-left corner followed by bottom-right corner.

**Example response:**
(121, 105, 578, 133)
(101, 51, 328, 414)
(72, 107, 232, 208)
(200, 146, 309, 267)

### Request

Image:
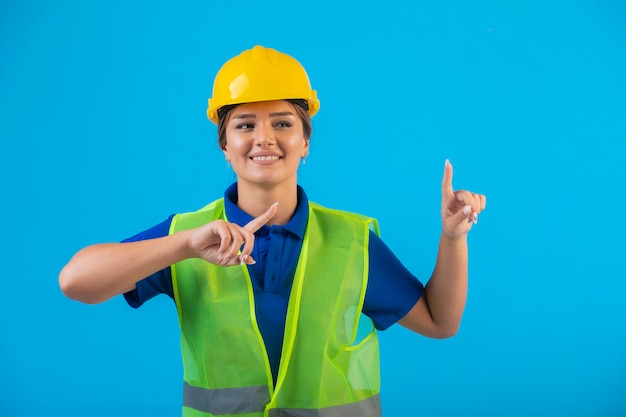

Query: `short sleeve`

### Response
(363, 231, 424, 330)
(121, 215, 176, 308)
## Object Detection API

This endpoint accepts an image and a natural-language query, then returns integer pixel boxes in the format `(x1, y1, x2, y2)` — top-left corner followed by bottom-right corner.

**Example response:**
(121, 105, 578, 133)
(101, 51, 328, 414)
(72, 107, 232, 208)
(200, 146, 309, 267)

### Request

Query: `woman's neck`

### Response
(236, 180, 299, 226)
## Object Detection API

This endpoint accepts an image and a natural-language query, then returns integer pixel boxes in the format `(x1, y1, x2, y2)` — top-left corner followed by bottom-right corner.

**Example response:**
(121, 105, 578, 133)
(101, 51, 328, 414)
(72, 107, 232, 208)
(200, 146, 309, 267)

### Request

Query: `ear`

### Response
(302, 138, 310, 157)
(222, 145, 230, 162)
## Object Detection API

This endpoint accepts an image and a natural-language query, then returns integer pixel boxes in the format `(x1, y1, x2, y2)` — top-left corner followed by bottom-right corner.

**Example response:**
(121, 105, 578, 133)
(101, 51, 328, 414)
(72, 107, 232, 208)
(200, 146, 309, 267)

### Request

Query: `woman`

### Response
(59, 45, 486, 417)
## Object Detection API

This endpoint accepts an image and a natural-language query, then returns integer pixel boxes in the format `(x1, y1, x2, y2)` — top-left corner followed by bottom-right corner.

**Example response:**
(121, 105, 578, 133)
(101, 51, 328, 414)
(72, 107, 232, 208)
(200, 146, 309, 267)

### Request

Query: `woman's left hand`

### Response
(441, 159, 486, 238)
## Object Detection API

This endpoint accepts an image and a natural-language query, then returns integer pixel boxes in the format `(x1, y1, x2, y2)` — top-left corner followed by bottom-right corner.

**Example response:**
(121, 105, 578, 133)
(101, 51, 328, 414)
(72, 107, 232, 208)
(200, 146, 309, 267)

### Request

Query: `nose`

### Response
(255, 121, 275, 147)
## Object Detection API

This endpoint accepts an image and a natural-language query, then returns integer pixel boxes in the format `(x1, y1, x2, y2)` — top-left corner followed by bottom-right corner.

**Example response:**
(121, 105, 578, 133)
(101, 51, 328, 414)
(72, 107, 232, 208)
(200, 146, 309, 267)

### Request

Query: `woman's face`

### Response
(223, 100, 309, 188)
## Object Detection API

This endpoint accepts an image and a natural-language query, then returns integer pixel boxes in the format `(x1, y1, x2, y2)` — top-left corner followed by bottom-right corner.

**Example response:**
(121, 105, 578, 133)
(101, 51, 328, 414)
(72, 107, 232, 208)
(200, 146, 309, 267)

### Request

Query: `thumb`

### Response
(441, 159, 454, 198)
(244, 202, 279, 233)
(450, 204, 473, 226)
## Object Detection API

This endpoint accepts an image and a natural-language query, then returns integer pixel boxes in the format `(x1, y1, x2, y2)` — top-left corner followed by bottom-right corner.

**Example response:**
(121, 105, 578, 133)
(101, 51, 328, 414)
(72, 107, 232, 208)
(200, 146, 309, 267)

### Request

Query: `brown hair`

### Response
(217, 101, 312, 150)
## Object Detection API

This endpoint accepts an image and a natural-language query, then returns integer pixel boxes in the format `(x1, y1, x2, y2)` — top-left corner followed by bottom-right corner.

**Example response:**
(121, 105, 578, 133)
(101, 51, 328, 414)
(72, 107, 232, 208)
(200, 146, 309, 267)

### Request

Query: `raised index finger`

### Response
(244, 202, 279, 233)
(442, 159, 454, 198)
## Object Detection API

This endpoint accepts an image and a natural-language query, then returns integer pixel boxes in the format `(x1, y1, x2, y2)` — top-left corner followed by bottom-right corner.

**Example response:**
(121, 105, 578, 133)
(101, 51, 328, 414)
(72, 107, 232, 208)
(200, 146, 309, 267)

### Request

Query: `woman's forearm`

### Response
(59, 231, 192, 304)
(424, 233, 469, 335)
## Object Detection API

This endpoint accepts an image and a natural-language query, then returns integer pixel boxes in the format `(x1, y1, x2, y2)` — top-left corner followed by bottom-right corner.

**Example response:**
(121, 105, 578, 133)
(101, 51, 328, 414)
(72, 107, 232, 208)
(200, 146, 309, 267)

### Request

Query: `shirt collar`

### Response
(223, 182, 309, 240)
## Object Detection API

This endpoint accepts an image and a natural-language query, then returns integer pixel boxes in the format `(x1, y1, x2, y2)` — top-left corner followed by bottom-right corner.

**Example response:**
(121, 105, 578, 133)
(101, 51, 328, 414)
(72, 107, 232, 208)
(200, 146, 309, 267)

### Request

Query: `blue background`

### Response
(1, 1, 625, 416)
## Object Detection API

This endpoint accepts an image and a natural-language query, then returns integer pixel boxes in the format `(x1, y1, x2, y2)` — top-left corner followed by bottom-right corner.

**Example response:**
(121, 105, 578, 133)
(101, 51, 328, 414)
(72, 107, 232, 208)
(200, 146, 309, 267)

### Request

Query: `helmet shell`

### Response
(207, 45, 320, 124)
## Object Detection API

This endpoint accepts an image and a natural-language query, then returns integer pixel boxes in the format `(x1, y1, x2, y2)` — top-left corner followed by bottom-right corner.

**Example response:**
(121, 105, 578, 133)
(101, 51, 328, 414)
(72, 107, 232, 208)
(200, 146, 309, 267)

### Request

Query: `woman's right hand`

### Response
(59, 202, 279, 303)
(188, 202, 278, 266)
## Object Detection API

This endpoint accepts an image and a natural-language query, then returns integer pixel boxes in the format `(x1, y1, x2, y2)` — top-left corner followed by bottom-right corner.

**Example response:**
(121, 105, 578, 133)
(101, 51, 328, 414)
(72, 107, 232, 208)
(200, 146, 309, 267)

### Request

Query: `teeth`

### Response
(252, 155, 280, 161)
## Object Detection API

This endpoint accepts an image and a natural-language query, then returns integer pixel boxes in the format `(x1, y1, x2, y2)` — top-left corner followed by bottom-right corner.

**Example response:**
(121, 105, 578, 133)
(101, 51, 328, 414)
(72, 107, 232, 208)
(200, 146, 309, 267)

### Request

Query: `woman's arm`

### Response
(59, 203, 278, 304)
(398, 234, 468, 338)
(59, 233, 193, 304)
(398, 160, 485, 338)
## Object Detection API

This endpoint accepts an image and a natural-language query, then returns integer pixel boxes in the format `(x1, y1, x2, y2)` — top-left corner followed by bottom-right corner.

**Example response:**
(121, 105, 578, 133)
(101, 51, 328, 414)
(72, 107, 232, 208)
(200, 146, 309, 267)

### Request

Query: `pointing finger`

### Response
(237, 227, 256, 265)
(442, 159, 454, 198)
(244, 202, 279, 233)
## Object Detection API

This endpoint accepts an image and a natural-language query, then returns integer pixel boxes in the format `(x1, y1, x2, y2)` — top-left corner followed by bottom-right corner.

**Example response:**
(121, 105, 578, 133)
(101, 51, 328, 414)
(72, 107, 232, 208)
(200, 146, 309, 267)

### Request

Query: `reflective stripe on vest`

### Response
(183, 382, 269, 414)
(171, 199, 382, 417)
(270, 394, 381, 417)
(184, 383, 381, 417)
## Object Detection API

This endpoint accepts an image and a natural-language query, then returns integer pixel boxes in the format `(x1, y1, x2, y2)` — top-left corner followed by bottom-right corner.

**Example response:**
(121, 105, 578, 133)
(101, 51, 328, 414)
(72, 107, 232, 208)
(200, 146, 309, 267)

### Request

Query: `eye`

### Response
(236, 122, 255, 129)
(274, 120, 293, 128)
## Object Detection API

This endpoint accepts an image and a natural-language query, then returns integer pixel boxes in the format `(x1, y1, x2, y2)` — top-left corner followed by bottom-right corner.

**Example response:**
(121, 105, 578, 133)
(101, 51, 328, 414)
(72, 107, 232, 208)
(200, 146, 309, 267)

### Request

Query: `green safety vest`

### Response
(170, 199, 382, 417)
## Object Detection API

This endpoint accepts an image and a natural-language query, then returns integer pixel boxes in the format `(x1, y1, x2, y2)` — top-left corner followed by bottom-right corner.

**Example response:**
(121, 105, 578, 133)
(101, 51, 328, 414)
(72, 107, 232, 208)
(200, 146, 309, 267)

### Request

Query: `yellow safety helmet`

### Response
(207, 45, 320, 124)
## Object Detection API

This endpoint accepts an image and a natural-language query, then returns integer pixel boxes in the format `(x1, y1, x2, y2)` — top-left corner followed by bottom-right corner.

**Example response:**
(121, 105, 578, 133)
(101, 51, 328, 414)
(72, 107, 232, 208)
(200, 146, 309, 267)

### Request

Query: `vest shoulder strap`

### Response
(309, 201, 380, 237)
(170, 198, 225, 234)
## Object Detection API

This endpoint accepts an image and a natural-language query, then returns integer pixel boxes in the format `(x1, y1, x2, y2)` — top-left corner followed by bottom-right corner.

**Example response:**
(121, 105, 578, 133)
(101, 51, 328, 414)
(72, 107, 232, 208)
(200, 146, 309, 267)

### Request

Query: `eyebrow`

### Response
(232, 111, 295, 119)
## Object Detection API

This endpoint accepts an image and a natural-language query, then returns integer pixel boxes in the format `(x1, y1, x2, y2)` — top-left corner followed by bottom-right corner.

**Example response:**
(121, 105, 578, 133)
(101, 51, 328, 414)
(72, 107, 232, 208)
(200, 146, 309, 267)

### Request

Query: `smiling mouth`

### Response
(250, 155, 281, 161)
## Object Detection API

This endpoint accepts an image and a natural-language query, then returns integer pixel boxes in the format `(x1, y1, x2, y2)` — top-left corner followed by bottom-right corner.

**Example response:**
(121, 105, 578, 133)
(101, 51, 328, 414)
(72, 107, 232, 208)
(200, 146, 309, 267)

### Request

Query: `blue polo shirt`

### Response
(123, 183, 423, 381)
